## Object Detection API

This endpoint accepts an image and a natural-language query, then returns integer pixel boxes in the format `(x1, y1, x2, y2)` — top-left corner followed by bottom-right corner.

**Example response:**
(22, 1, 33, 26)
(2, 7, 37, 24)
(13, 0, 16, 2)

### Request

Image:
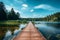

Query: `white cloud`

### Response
(5, 5, 20, 13)
(21, 4, 28, 10)
(14, 9, 20, 12)
(22, 4, 28, 7)
(34, 4, 56, 11)
(21, 13, 45, 18)
(21, 15, 29, 18)
(30, 9, 34, 12)
(5, 5, 12, 11)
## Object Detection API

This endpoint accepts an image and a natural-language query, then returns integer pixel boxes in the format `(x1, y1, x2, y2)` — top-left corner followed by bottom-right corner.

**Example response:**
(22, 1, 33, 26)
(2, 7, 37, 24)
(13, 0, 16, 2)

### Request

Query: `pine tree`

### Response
(0, 2, 7, 20)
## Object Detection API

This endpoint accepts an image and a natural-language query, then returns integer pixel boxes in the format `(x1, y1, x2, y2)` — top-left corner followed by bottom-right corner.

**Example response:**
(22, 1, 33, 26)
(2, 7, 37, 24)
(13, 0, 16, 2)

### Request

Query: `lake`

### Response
(0, 21, 60, 40)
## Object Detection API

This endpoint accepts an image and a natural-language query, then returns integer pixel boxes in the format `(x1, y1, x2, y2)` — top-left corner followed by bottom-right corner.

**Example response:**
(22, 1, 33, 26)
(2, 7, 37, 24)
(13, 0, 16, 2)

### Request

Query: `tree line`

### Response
(0, 2, 20, 21)
(43, 12, 60, 21)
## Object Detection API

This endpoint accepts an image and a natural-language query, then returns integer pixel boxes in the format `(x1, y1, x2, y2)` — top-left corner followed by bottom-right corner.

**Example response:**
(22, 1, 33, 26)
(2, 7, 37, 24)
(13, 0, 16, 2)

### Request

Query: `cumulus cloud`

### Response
(34, 4, 56, 11)
(21, 13, 45, 18)
(30, 9, 34, 12)
(5, 5, 20, 13)
(21, 4, 28, 10)
(5, 5, 12, 11)
(22, 4, 28, 7)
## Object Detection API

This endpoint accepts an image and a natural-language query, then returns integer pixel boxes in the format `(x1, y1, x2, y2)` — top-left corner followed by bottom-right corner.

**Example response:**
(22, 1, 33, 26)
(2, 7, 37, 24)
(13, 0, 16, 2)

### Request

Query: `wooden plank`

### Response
(13, 22, 46, 40)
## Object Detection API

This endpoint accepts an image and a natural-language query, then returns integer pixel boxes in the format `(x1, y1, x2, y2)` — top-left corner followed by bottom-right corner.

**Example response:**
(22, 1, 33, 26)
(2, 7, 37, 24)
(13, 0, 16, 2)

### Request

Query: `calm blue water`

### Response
(3, 22, 60, 40)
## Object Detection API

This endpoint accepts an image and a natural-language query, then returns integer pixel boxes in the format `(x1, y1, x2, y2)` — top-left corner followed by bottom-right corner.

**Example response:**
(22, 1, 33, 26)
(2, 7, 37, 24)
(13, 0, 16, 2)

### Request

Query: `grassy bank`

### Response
(0, 20, 28, 25)
(0, 20, 20, 26)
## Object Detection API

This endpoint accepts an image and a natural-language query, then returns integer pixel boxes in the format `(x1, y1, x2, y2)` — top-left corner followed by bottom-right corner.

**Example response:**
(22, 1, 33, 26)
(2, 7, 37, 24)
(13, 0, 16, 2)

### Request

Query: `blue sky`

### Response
(0, 0, 60, 18)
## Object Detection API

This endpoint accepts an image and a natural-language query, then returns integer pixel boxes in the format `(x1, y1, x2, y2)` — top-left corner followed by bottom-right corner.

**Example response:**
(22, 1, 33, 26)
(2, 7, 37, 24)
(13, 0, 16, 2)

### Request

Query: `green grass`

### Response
(0, 20, 28, 25)
(0, 20, 20, 25)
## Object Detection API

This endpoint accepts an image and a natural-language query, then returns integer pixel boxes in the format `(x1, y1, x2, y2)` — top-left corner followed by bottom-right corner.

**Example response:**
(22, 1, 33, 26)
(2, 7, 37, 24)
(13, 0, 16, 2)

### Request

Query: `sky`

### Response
(0, 0, 60, 18)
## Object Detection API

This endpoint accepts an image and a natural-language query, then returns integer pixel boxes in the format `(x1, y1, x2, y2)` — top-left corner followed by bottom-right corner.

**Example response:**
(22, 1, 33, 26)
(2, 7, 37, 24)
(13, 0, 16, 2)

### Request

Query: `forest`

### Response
(0, 2, 20, 21)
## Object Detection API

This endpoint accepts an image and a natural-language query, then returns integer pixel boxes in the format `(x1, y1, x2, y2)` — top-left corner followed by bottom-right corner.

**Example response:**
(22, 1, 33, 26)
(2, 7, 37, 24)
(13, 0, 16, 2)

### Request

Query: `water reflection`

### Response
(0, 22, 60, 40)
(3, 24, 27, 40)
(0, 25, 19, 40)
(46, 23, 60, 28)
(19, 24, 27, 29)
(14, 29, 20, 35)
(35, 22, 60, 40)
(5, 30, 12, 37)
(3, 30, 12, 40)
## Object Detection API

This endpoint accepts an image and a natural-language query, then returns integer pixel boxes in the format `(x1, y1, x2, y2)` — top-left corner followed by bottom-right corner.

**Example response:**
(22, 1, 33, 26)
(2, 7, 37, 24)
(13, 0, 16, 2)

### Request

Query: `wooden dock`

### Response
(13, 22, 46, 40)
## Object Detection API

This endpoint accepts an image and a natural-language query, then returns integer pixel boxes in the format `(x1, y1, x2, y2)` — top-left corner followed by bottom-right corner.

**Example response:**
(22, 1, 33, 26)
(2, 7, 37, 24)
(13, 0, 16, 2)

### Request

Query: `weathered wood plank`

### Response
(13, 22, 46, 40)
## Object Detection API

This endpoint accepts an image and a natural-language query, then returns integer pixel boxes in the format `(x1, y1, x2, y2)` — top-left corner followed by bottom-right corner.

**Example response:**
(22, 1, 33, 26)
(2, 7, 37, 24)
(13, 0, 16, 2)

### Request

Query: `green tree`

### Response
(8, 8, 16, 20)
(0, 2, 7, 20)
(16, 12, 20, 19)
(8, 8, 20, 20)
